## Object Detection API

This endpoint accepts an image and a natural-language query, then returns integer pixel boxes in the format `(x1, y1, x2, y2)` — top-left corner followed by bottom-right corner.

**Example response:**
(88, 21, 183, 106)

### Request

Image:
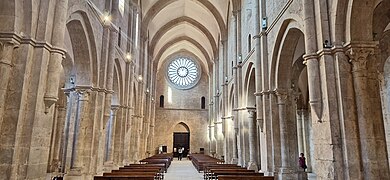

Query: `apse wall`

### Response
(153, 65, 209, 155)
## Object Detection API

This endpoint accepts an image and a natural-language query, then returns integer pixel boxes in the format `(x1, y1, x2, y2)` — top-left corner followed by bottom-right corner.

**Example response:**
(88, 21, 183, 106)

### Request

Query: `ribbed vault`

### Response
(142, 0, 230, 75)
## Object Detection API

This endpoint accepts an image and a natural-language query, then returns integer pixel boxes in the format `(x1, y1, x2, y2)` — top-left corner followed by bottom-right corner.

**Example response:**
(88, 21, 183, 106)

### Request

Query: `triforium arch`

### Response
(273, 23, 305, 179)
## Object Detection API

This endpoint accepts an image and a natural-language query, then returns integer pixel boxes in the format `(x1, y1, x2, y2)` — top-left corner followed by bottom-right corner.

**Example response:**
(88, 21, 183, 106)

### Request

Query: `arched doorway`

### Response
(173, 122, 190, 158)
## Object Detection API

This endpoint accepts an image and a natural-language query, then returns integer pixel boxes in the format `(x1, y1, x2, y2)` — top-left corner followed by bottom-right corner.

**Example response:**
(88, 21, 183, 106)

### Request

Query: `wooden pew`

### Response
(139, 153, 173, 172)
(94, 154, 172, 180)
(94, 174, 155, 180)
(139, 159, 170, 172)
(208, 169, 258, 180)
(95, 162, 166, 179)
(203, 164, 241, 179)
(204, 166, 243, 179)
(114, 167, 163, 179)
(190, 154, 224, 172)
(121, 165, 164, 172)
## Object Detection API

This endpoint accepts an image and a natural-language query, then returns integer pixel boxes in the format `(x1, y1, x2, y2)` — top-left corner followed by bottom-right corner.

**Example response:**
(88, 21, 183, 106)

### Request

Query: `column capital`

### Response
(75, 86, 92, 101)
(0, 40, 19, 68)
(232, 9, 241, 16)
(274, 88, 288, 104)
(247, 106, 256, 115)
(111, 104, 120, 112)
(345, 44, 377, 72)
(254, 92, 263, 96)
(0, 35, 21, 48)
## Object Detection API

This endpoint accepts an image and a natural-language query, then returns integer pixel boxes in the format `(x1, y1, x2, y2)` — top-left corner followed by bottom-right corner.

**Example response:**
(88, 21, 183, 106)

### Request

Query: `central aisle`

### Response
(165, 159, 203, 180)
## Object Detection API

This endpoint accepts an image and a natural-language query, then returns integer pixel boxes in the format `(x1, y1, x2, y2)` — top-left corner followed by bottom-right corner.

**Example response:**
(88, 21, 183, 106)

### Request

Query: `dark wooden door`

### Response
(173, 132, 190, 157)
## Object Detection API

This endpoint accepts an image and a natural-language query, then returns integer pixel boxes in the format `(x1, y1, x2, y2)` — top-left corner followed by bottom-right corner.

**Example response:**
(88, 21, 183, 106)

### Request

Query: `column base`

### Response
(231, 158, 238, 164)
(64, 168, 92, 180)
(298, 170, 308, 180)
(67, 168, 81, 175)
(123, 159, 130, 166)
(102, 161, 117, 172)
(259, 170, 275, 176)
(247, 161, 258, 171)
(278, 167, 299, 180)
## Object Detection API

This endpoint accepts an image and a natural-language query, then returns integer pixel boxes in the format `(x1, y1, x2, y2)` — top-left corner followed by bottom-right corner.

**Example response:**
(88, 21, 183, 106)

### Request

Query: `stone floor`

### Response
(165, 159, 204, 180)
(164, 159, 318, 180)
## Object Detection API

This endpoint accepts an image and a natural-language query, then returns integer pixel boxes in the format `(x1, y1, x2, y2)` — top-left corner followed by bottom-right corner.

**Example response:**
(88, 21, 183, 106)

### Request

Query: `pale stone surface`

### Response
(0, 0, 390, 180)
(164, 159, 203, 180)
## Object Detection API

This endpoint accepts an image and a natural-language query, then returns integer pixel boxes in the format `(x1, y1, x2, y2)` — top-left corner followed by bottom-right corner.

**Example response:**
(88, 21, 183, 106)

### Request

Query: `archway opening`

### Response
(172, 122, 190, 158)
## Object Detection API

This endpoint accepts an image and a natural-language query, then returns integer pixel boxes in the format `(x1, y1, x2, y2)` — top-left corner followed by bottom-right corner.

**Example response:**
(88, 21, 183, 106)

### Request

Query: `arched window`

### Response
(201, 96, 206, 109)
(167, 56, 200, 89)
(160, 95, 164, 108)
(248, 34, 252, 52)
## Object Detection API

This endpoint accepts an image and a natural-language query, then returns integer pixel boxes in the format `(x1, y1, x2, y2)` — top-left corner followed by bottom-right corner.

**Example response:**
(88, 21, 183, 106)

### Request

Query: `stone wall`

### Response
(154, 64, 209, 155)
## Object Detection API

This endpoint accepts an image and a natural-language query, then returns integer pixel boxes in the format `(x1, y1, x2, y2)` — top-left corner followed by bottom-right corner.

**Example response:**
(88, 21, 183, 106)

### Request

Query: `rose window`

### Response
(167, 57, 200, 89)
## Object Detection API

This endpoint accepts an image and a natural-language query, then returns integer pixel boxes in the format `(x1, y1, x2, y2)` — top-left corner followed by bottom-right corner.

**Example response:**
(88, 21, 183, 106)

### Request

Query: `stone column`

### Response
(214, 90, 222, 156)
(254, 0, 264, 132)
(123, 61, 134, 164)
(113, 106, 123, 165)
(258, 0, 273, 174)
(247, 107, 258, 170)
(302, 0, 322, 122)
(49, 104, 67, 173)
(231, 8, 239, 164)
(129, 114, 138, 163)
(100, 0, 120, 170)
(347, 45, 390, 179)
(133, 115, 142, 161)
(44, 0, 68, 113)
(70, 88, 90, 173)
(208, 101, 216, 155)
(296, 109, 304, 155)
(147, 99, 156, 155)
(301, 109, 312, 172)
(0, 40, 18, 126)
(237, 110, 244, 166)
(231, 112, 238, 164)
(105, 105, 119, 165)
(275, 89, 298, 179)
(254, 0, 265, 171)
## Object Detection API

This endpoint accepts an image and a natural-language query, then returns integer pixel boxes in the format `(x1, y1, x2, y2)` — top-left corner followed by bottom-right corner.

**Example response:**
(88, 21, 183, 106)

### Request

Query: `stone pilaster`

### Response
(100, 0, 120, 167)
(247, 107, 258, 171)
(68, 87, 91, 176)
(0, 40, 18, 129)
(48, 104, 67, 173)
(231, 8, 239, 164)
(231, 112, 238, 164)
(104, 105, 119, 166)
(275, 89, 298, 179)
(303, 54, 322, 122)
(44, 0, 68, 113)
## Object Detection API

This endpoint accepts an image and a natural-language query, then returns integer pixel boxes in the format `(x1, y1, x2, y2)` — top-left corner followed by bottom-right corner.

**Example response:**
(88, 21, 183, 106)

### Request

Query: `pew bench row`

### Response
(94, 153, 173, 180)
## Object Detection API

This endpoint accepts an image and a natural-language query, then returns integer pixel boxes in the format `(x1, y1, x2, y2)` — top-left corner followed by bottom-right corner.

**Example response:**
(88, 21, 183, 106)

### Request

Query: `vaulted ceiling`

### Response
(141, 0, 231, 75)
